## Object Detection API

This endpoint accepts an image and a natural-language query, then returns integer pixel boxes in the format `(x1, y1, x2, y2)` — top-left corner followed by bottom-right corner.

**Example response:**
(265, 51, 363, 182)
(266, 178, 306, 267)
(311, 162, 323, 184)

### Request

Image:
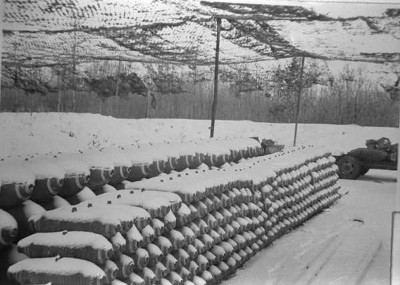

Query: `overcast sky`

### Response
(209, 0, 400, 18)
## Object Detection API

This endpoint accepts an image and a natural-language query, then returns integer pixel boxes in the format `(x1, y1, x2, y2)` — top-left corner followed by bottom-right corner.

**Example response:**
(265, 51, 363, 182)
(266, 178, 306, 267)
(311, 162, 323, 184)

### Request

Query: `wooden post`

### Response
(293, 56, 305, 147)
(71, 27, 77, 112)
(146, 90, 151, 119)
(115, 55, 122, 98)
(210, 17, 221, 138)
(397, 97, 400, 212)
(57, 72, 61, 112)
(0, 0, 2, 110)
(353, 90, 358, 124)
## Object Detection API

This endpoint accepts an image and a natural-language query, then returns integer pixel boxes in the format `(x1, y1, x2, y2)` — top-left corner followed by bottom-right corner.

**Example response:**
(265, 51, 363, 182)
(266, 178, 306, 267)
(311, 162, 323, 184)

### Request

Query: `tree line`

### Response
(0, 58, 398, 127)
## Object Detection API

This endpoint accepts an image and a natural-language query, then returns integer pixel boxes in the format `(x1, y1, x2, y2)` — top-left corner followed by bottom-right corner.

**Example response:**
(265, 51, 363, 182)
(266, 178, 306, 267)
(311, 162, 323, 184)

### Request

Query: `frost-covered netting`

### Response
(6, 146, 341, 285)
(3, 0, 400, 68)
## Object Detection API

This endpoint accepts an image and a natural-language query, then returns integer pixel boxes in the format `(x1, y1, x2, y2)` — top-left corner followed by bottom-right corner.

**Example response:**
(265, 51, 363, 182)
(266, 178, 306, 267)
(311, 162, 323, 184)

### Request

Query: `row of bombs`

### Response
(7, 183, 341, 285)
(1, 183, 268, 253)
(0, 138, 273, 254)
(0, 168, 266, 253)
(0, 142, 324, 212)
(0, 137, 266, 210)
(7, 189, 341, 285)
(4, 185, 268, 282)
(127, 147, 336, 205)
(0, 163, 339, 256)
(8, 195, 270, 285)
(6, 149, 341, 285)
(0, 146, 335, 250)
(3, 182, 340, 279)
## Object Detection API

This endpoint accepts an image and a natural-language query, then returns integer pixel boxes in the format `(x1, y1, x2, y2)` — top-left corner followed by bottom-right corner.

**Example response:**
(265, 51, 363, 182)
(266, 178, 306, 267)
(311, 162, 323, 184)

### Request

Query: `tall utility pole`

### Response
(210, 17, 221, 138)
(293, 56, 305, 147)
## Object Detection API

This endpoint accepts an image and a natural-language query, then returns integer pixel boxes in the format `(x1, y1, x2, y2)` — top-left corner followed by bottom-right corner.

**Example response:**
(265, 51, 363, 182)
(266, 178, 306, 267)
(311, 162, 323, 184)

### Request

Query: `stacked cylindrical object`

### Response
(0, 138, 264, 283)
(6, 145, 341, 285)
(0, 138, 264, 241)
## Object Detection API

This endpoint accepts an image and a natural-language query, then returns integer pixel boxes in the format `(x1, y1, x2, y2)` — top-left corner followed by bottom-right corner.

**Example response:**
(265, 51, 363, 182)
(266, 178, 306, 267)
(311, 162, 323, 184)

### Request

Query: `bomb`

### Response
(163, 253, 178, 271)
(0, 209, 18, 249)
(17, 231, 114, 265)
(126, 225, 144, 253)
(0, 164, 35, 210)
(166, 271, 183, 285)
(139, 267, 156, 285)
(8, 257, 108, 285)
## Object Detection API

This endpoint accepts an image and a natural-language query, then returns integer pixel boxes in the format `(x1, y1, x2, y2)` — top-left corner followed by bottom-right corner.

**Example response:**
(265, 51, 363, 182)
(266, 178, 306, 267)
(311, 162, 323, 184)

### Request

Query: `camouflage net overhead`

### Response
(3, 0, 400, 67)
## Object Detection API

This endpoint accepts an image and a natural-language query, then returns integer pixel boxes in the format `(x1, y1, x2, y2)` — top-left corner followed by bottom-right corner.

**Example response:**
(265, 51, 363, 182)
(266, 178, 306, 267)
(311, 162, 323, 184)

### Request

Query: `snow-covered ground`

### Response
(0, 112, 397, 160)
(0, 112, 398, 284)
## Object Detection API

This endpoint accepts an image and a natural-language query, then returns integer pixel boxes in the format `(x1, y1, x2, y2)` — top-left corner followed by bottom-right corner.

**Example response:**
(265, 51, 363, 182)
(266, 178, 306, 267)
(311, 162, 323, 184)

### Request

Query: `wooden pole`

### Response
(71, 24, 77, 112)
(397, 100, 400, 211)
(0, 0, 2, 110)
(115, 55, 122, 98)
(293, 56, 305, 147)
(57, 72, 61, 112)
(146, 90, 151, 119)
(353, 89, 358, 124)
(393, 97, 400, 285)
(210, 17, 221, 138)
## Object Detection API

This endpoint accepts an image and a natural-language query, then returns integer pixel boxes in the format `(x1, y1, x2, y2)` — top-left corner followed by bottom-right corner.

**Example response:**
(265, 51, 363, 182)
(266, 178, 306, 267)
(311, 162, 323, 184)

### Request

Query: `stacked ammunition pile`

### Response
(1, 141, 340, 285)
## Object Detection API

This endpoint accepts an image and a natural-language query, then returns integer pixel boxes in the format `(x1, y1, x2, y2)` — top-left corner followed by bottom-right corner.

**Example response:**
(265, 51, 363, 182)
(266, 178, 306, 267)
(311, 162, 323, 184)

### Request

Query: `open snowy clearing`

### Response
(0, 113, 397, 160)
(223, 169, 397, 285)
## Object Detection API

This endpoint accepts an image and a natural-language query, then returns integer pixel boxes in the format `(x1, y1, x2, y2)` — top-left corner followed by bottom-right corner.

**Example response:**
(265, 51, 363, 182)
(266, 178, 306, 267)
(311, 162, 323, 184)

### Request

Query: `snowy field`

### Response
(0, 112, 398, 160)
(0, 112, 398, 284)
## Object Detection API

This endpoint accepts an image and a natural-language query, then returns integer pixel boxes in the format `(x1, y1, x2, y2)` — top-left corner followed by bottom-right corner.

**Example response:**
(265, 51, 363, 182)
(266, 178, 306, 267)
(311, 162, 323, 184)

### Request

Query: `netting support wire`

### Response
(293, 56, 306, 147)
(210, 17, 221, 138)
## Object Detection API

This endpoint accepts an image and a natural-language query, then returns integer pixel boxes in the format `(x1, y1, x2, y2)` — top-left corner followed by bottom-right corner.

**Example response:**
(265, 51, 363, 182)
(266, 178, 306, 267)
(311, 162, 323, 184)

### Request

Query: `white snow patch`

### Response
(17, 231, 113, 254)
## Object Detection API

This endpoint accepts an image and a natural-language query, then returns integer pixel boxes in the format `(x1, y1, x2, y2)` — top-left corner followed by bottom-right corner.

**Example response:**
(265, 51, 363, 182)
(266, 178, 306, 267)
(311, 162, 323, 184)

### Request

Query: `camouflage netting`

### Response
(3, 0, 400, 66)
(2, 0, 400, 100)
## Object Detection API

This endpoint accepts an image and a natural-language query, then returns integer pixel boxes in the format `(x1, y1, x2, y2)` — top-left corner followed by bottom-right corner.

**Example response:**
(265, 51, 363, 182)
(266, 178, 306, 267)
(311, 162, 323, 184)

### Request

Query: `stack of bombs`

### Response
(0, 138, 264, 251)
(6, 145, 341, 285)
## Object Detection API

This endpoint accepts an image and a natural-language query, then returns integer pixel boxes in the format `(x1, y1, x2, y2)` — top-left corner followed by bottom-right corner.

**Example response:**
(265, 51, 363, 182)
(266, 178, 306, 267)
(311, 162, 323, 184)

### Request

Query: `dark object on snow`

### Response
(335, 137, 398, 179)
(347, 148, 388, 162)
(365, 137, 392, 152)
(260, 139, 285, 155)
